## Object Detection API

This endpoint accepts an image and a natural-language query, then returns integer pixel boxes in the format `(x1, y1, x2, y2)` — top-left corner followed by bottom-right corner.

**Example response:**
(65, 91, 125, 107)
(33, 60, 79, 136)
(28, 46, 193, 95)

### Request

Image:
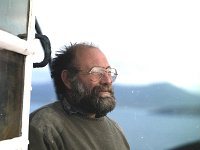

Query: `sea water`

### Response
(109, 106, 200, 150)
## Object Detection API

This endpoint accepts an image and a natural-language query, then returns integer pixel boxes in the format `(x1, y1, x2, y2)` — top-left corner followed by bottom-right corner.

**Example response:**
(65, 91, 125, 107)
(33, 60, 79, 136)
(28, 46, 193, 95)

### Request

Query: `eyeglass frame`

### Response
(70, 66, 118, 82)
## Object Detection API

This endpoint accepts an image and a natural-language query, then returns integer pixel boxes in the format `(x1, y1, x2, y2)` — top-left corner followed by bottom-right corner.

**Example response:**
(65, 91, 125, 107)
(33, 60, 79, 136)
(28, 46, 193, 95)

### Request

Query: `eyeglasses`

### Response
(77, 66, 118, 82)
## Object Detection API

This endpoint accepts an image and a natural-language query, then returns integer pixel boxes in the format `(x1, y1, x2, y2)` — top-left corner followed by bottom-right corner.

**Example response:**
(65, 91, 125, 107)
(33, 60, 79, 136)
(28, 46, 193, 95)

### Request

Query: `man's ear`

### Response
(61, 70, 72, 89)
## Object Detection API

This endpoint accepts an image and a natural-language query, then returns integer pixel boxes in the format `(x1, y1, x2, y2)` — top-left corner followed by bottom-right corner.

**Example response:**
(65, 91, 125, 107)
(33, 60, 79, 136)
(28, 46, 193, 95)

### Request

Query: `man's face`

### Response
(63, 48, 116, 117)
(68, 78, 116, 117)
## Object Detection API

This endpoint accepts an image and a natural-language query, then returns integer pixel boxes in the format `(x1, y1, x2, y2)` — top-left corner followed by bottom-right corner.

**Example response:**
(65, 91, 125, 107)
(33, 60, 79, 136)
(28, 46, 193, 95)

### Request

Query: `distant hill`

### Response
(113, 83, 200, 108)
(31, 82, 200, 115)
(113, 83, 200, 116)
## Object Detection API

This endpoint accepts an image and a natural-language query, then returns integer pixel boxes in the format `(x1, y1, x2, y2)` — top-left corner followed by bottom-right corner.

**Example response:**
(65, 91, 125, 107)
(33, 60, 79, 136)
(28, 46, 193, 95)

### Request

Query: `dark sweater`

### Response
(28, 101, 130, 150)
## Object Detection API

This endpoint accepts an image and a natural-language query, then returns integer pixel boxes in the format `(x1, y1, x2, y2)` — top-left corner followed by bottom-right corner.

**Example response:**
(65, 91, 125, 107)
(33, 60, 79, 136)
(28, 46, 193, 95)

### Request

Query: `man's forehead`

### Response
(75, 48, 102, 60)
(74, 47, 109, 68)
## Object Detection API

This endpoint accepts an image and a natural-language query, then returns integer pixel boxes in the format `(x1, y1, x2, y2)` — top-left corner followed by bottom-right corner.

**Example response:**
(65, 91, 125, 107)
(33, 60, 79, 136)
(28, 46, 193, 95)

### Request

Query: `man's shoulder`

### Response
(29, 101, 64, 125)
(104, 116, 124, 132)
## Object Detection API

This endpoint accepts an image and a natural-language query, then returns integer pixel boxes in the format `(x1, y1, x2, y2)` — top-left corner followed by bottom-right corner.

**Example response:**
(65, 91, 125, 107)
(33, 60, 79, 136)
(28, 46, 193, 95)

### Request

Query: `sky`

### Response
(33, 0, 200, 95)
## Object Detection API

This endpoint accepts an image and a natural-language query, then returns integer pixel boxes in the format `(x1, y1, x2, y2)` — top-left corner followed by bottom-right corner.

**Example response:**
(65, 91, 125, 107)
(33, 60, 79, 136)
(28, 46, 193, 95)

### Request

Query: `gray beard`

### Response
(66, 79, 116, 117)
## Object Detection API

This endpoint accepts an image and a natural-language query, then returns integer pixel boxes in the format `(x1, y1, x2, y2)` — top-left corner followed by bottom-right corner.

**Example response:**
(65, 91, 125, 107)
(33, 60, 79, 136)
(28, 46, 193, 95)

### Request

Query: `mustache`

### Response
(93, 84, 114, 95)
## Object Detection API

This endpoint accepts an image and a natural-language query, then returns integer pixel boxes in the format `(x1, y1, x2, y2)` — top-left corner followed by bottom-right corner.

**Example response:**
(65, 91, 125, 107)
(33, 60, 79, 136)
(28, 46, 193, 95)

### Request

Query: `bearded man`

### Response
(28, 43, 130, 150)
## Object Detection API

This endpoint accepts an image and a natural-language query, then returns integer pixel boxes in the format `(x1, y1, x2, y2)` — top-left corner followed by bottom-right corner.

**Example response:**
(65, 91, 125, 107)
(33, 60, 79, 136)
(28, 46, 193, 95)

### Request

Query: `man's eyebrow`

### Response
(106, 66, 111, 69)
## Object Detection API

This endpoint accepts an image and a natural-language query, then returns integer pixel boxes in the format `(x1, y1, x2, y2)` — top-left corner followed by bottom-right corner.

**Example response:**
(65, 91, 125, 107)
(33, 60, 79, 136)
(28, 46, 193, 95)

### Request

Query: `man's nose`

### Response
(100, 73, 112, 84)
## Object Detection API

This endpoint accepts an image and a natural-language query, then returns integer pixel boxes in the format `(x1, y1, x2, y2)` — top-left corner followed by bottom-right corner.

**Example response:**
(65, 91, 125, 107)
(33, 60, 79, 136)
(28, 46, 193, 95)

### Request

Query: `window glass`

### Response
(0, 0, 28, 141)
(0, 50, 25, 141)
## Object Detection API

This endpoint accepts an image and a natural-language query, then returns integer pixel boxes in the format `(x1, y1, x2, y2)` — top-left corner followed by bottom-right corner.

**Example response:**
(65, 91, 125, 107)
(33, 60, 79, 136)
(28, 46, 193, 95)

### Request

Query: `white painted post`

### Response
(0, 0, 35, 149)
